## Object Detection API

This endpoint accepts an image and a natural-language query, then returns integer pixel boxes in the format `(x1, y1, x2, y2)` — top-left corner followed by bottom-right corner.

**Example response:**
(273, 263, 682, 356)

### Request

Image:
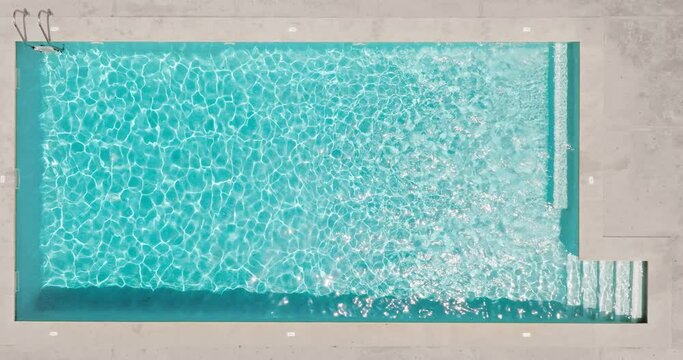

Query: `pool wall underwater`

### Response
(15, 42, 645, 322)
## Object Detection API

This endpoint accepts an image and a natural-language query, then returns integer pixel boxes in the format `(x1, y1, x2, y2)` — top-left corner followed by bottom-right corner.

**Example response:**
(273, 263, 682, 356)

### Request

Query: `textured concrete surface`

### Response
(0, 0, 682, 359)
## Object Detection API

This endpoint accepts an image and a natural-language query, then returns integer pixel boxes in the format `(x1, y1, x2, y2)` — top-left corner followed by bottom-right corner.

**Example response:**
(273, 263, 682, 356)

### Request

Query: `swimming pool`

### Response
(15, 42, 645, 322)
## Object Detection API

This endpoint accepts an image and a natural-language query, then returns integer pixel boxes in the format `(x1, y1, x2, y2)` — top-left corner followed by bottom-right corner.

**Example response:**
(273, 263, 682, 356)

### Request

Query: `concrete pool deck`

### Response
(0, 0, 681, 358)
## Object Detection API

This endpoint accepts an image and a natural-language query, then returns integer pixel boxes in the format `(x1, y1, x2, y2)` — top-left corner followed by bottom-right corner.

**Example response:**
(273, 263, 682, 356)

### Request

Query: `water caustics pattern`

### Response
(38, 43, 588, 319)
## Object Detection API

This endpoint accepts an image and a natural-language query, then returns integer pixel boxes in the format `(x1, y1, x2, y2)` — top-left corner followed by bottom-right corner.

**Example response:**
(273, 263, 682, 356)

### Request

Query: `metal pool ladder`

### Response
(38, 9, 55, 43)
(35, 9, 63, 52)
(12, 8, 29, 43)
(12, 8, 63, 53)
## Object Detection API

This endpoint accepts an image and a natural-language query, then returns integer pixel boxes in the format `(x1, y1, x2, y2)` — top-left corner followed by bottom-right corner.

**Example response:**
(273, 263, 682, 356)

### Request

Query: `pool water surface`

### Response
(15, 42, 643, 322)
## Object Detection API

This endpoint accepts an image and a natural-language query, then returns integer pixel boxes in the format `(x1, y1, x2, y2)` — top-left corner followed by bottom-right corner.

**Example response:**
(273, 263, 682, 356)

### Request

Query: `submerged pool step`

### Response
(598, 261, 616, 314)
(631, 261, 645, 320)
(566, 255, 581, 306)
(567, 258, 645, 321)
(614, 261, 631, 316)
(580, 260, 598, 309)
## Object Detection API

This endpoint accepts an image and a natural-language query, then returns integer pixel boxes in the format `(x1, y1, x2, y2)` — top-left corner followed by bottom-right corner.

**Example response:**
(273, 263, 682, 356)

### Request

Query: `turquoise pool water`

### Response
(16, 42, 642, 322)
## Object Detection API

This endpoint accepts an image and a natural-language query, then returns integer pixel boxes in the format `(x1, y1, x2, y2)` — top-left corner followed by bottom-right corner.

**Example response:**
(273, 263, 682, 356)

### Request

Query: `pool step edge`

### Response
(573, 258, 644, 321)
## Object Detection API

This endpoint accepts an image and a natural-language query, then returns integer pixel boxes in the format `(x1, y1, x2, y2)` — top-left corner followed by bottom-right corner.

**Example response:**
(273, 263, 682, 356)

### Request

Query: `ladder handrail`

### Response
(12, 8, 29, 43)
(37, 9, 53, 43)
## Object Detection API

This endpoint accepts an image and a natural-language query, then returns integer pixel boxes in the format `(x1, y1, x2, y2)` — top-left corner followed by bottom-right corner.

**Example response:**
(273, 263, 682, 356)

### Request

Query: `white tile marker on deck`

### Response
(0, 169, 18, 188)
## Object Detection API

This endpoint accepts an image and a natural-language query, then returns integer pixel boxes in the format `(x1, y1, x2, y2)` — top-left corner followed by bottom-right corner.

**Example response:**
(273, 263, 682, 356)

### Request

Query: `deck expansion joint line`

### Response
(602, 235, 673, 239)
